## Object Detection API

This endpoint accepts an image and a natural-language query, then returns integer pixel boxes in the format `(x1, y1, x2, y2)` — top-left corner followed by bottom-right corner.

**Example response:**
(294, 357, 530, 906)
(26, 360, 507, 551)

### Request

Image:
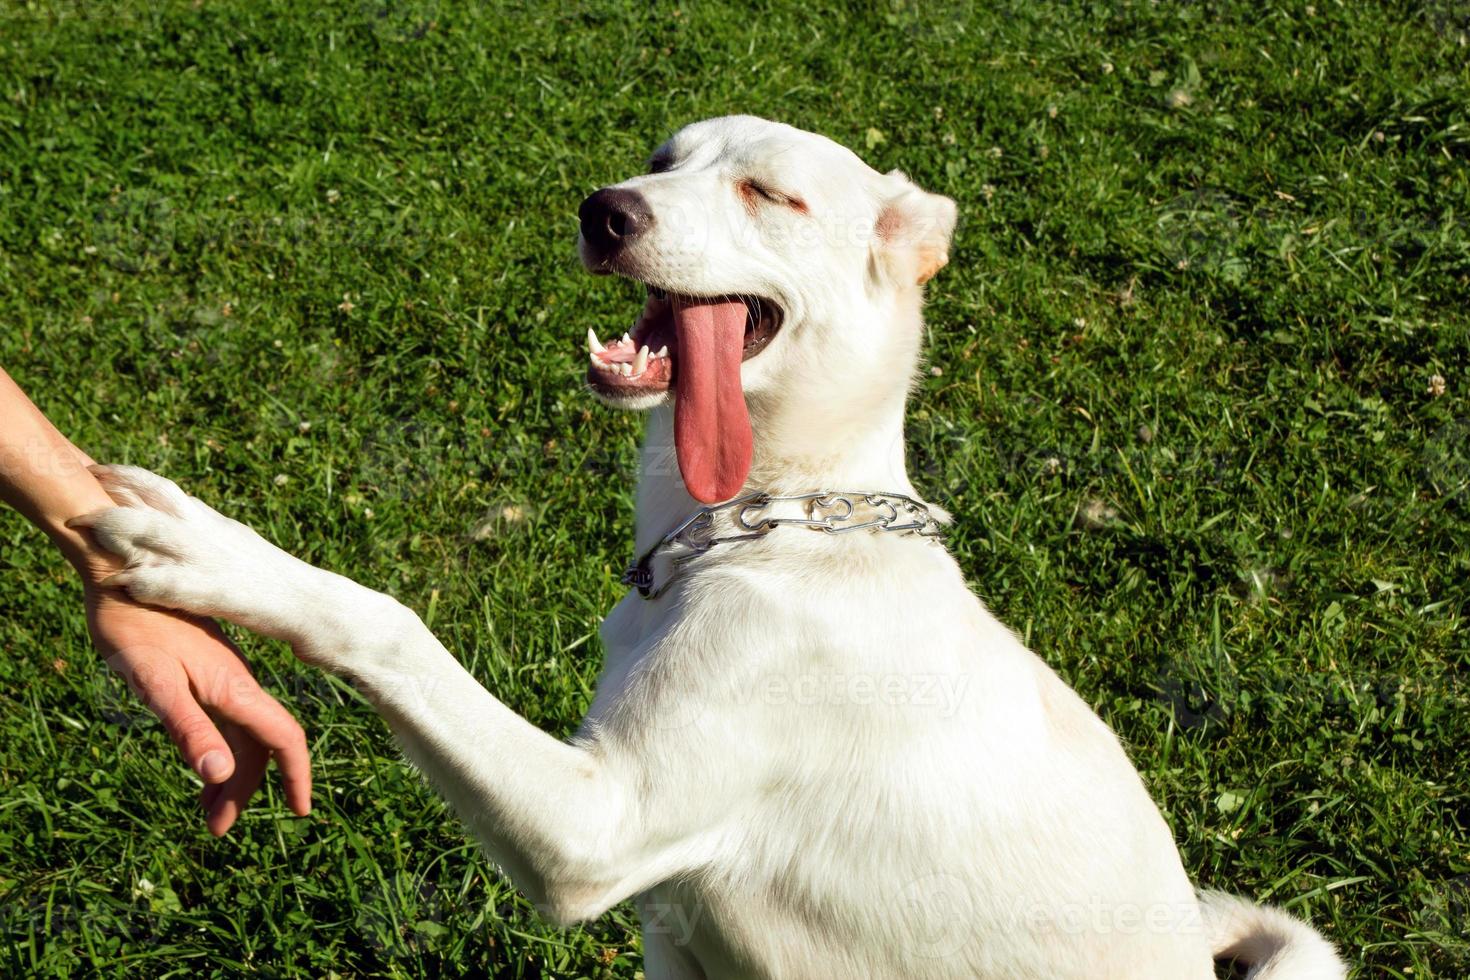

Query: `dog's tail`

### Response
(1199, 890, 1347, 979)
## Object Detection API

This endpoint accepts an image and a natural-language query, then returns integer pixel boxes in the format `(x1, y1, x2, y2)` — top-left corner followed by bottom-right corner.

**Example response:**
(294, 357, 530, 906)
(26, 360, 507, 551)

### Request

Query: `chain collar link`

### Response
(623, 490, 944, 599)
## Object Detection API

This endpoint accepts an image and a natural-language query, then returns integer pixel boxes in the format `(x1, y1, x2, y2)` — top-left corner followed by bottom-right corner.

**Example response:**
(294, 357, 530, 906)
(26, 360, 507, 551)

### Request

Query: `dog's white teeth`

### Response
(619, 362, 633, 377)
(622, 332, 632, 345)
(587, 328, 605, 354)
(632, 345, 649, 376)
(655, 345, 669, 359)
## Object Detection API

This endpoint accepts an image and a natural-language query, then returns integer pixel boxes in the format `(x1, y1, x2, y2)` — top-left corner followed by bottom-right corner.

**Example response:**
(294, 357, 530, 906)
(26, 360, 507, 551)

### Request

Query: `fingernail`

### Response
(198, 751, 231, 781)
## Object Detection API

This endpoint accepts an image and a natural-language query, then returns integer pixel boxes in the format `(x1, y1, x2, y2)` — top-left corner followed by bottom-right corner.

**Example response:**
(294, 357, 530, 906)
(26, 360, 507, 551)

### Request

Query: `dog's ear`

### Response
(873, 170, 957, 286)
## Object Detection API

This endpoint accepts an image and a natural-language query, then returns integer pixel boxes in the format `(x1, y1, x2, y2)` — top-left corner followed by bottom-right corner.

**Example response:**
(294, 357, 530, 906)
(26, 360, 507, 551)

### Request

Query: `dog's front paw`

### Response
(70, 465, 294, 630)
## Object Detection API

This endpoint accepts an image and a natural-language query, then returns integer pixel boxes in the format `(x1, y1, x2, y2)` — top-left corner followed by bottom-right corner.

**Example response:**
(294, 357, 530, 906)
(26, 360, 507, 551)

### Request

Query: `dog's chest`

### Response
(586, 535, 975, 734)
(580, 541, 1201, 979)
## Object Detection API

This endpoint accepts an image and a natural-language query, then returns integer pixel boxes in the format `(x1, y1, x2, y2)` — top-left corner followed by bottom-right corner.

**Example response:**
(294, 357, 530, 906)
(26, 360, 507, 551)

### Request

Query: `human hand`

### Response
(83, 580, 312, 835)
(0, 369, 310, 833)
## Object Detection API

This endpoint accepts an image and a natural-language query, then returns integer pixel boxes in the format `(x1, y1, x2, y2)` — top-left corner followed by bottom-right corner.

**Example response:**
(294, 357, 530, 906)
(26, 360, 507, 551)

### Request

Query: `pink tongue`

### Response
(672, 296, 753, 503)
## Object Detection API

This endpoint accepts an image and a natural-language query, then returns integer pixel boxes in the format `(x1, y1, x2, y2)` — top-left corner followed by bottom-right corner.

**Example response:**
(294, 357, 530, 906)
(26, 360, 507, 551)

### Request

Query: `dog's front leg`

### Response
(74, 465, 671, 923)
(339, 628, 646, 923)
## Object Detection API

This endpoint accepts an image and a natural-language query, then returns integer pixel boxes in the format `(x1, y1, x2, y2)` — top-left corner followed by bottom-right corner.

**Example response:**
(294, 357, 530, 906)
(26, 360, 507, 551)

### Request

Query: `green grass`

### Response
(0, 0, 1466, 975)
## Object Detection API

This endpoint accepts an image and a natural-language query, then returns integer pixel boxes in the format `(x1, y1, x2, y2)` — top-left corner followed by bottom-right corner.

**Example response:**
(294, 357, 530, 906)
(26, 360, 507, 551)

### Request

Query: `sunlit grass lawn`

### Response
(1, 1, 1467, 976)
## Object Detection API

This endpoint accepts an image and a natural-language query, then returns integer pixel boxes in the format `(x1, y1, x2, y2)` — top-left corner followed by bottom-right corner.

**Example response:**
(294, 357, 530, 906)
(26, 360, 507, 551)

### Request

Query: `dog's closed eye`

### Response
(738, 179, 808, 214)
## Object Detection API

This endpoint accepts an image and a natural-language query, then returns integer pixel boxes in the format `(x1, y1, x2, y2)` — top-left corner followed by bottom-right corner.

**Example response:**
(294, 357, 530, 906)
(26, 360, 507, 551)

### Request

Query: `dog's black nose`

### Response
(579, 187, 654, 262)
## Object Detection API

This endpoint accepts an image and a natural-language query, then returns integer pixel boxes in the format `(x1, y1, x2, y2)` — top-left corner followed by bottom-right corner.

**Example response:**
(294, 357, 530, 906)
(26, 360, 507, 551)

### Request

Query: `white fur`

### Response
(79, 116, 1346, 979)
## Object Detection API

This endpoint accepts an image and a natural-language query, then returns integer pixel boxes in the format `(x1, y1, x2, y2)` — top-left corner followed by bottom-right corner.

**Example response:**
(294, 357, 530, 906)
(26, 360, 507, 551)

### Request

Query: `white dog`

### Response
(75, 116, 1346, 979)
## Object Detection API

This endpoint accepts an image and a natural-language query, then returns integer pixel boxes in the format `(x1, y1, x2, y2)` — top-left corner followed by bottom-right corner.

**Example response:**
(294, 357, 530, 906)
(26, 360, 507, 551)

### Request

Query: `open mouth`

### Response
(584, 283, 784, 504)
(586, 285, 783, 397)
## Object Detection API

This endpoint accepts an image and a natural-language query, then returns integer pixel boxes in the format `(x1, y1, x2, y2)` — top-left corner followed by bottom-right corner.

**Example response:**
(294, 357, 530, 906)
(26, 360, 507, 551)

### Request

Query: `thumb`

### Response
(107, 651, 236, 784)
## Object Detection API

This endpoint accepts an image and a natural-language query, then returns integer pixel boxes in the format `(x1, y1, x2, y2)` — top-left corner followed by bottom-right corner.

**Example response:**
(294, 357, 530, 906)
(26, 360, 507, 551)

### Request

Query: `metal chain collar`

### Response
(622, 490, 945, 599)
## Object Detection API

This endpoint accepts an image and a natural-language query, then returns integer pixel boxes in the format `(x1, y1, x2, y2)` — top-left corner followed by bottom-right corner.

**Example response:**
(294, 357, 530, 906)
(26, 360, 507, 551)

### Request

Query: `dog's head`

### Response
(578, 115, 956, 504)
